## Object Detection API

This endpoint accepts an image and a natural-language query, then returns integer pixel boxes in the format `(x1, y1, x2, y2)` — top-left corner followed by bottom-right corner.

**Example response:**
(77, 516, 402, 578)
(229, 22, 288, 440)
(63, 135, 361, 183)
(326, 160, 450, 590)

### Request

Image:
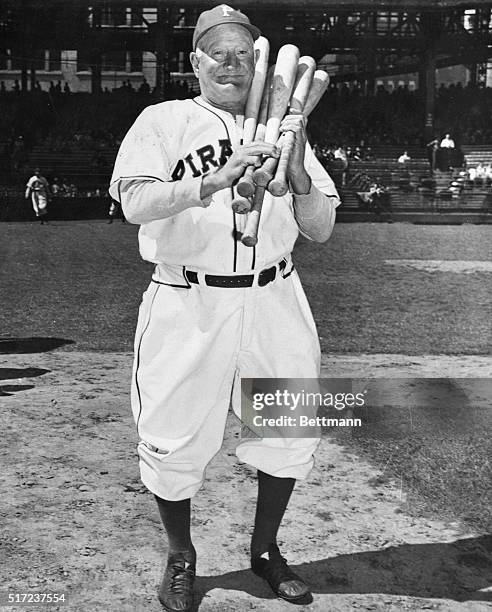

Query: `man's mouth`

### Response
(217, 75, 244, 83)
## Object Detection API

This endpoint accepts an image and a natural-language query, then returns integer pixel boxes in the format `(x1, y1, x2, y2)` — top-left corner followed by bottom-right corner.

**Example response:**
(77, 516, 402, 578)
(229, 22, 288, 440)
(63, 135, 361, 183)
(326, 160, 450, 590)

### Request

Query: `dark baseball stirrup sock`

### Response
(154, 495, 196, 561)
(251, 470, 296, 559)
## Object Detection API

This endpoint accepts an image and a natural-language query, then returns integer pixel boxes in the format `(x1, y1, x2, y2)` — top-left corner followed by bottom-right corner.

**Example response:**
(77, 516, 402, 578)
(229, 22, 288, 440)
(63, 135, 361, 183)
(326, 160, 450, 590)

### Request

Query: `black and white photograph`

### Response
(1, 1, 491, 611)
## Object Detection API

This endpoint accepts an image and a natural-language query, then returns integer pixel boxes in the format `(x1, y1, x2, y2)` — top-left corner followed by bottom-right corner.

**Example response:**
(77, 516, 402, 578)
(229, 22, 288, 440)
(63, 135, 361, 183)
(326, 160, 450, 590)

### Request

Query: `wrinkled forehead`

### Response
(197, 23, 254, 53)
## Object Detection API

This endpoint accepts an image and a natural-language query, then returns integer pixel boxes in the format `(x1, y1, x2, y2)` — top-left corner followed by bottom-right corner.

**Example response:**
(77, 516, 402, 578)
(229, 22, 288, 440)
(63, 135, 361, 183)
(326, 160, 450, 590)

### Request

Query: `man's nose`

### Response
(223, 50, 240, 68)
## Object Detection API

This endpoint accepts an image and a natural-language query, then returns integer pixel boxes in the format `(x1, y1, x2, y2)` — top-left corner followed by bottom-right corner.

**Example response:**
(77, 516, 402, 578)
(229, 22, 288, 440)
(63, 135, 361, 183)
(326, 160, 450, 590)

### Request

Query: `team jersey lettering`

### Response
(171, 139, 233, 181)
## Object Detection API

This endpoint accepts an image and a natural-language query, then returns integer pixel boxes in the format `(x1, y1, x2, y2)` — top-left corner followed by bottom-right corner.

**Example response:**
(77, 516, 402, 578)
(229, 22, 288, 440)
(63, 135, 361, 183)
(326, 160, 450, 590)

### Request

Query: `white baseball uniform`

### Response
(26, 175, 49, 217)
(109, 97, 340, 501)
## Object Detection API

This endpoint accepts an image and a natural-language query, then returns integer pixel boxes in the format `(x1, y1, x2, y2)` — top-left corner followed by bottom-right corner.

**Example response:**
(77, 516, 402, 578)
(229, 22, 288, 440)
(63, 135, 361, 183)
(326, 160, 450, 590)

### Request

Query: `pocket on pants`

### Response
(137, 440, 171, 468)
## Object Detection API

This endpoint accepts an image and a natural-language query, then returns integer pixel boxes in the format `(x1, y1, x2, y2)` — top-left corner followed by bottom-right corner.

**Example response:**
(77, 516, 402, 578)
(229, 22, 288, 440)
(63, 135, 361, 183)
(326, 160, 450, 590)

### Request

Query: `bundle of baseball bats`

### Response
(233, 38, 330, 247)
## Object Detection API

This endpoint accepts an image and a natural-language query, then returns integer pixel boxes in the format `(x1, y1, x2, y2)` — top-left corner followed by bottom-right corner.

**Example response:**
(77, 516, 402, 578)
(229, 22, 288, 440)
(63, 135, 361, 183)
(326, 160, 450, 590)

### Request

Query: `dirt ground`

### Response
(2, 350, 491, 612)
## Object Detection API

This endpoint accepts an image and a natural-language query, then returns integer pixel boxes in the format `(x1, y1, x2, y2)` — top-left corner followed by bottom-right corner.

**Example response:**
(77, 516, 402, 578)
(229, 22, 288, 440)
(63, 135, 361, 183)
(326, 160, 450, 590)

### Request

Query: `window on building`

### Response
(48, 50, 61, 71)
(131, 7, 143, 26)
(129, 51, 142, 72)
(101, 7, 126, 27)
(30, 49, 45, 70)
(0, 49, 9, 70)
(102, 50, 126, 71)
(11, 50, 23, 70)
(77, 49, 91, 71)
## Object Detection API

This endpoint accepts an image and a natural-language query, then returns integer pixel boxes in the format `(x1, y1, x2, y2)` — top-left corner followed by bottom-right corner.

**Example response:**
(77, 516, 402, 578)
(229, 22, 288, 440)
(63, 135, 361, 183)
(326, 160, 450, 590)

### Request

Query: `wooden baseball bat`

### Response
(268, 57, 316, 196)
(232, 67, 273, 213)
(268, 69, 330, 197)
(243, 37, 270, 148)
(240, 186, 266, 247)
(252, 45, 300, 188)
(301, 69, 330, 118)
(241, 70, 330, 246)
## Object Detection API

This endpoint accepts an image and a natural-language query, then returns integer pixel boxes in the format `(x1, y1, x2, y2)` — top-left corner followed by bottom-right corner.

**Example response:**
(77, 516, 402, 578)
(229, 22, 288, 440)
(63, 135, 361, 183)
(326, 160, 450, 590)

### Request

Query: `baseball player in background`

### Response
(25, 168, 50, 224)
(110, 5, 340, 611)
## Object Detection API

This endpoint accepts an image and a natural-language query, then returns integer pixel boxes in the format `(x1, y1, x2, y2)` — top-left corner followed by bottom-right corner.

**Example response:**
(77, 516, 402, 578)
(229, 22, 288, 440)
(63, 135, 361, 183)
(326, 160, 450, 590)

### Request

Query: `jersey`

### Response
(109, 97, 339, 273)
(26, 175, 49, 195)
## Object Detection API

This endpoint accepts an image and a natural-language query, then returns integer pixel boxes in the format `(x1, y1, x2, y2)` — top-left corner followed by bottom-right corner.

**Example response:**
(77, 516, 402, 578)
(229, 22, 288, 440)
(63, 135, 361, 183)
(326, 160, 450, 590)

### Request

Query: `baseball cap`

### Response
(193, 4, 261, 50)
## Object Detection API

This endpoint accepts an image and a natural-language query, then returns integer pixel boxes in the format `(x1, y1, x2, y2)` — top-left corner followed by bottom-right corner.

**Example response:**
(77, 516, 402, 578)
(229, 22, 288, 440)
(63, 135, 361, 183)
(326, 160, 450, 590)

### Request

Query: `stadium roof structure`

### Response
(2, 0, 491, 137)
(7, 0, 492, 7)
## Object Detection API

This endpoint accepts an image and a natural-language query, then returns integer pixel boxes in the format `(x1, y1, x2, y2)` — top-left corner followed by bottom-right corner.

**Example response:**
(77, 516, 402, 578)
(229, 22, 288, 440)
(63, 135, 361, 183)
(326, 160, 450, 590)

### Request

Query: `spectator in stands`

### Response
(139, 78, 151, 95)
(0, 81, 6, 94)
(333, 145, 348, 186)
(25, 168, 51, 224)
(356, 179, 389, 214)
(12, 80, 20, 92)
(485, 163, 492, 183)
(51, 177, 62, 196)
(334, 145, 347, 164)
(11, 136, 28, 172)
(398, 151, 411, 163)
(440, 133, 455, 148)
(353, 146, 363, 161)
(426, 138, 439, 172)
(64, 83, 71, 94)
(475, 162, 486, 184)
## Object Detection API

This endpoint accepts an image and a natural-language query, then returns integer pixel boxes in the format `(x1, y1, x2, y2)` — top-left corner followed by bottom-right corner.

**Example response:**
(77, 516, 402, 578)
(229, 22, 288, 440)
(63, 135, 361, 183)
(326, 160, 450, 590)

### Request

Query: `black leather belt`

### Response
(185, 260, 290, 288)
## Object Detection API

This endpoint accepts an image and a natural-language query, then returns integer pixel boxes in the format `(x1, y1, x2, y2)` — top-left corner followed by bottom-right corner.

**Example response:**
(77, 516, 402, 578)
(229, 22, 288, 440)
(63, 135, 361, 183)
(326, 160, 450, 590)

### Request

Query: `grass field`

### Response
(1, 220, 491, 535)
(0, 220, 491, 354)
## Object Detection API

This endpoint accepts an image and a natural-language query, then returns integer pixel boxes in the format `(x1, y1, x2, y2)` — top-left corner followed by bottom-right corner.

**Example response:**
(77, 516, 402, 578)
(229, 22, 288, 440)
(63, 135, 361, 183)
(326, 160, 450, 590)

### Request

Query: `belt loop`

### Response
(182, 266, 192, 287)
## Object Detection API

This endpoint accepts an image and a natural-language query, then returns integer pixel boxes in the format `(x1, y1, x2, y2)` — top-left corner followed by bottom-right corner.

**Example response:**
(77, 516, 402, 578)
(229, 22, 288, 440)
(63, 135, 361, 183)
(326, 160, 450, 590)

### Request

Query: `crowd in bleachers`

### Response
(307, 81, 492, 152)
(1, 80, 492, 164)
(0, 78, 196, 164)
(1, 80, 492, 211)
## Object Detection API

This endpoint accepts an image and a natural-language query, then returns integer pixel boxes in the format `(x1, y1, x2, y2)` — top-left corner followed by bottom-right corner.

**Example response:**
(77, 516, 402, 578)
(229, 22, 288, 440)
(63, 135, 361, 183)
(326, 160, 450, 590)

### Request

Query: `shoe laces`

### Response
(265, 552, 298, 584)
(168, 562, 195, 594)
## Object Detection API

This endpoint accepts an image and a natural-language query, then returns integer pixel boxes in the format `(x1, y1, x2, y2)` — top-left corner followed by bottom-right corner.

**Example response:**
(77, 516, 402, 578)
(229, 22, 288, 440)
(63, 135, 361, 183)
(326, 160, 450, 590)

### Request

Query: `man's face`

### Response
(190, 24, 255, 110)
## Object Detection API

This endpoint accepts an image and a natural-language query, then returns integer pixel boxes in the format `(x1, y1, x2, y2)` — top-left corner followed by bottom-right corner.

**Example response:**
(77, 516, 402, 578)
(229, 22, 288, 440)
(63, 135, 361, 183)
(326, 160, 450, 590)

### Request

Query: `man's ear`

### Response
(189, 51, 200, 78)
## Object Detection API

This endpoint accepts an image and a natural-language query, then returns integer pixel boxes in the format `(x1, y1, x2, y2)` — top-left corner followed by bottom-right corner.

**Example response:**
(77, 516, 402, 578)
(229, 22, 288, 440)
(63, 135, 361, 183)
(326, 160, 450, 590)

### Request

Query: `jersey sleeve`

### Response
(304, 141, 340, 204)
(109, 106, 172, 191)
(108, 103, 211, 223)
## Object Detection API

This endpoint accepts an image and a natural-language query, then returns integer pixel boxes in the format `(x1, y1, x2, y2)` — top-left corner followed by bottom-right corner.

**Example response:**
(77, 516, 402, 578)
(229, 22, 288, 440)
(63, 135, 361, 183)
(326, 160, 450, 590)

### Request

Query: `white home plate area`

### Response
(385, 260, 492, 274)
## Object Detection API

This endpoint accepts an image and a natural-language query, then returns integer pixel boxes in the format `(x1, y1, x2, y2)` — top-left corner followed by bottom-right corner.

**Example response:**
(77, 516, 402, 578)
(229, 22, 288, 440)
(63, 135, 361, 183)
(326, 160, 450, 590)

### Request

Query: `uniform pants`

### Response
(132, 260, 321, 501)
(31, 192, 47, 217)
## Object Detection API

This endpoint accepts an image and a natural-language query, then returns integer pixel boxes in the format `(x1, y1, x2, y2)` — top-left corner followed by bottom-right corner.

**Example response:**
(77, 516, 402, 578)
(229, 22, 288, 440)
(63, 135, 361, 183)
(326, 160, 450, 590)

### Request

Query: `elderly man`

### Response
(110, 5, 340, 611)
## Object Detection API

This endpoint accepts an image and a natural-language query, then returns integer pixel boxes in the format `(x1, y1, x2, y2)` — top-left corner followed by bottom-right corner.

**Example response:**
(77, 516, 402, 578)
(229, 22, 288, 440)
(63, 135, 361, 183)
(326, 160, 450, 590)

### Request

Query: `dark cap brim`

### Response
(193, 22, 261, 50)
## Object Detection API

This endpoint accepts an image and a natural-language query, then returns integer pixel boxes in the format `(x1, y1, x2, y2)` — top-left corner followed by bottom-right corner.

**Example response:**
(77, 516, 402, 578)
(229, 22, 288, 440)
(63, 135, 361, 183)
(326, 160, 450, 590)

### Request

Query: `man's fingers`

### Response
(279, 115, 307, 132)
(243, 142, 279, 157)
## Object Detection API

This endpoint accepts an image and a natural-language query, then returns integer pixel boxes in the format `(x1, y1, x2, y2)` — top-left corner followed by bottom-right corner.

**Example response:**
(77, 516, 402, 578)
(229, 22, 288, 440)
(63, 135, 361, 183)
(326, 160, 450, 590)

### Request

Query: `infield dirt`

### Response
(1, 222, 491, 611)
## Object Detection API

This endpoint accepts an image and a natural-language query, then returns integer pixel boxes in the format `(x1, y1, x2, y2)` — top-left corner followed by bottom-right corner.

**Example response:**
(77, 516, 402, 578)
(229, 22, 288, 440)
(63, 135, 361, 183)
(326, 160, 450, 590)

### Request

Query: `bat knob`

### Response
(268, 180, 289, 197)
(241, 234, 258, 247)
(232, 196, 252, 214)
(237, 180, 255, 198)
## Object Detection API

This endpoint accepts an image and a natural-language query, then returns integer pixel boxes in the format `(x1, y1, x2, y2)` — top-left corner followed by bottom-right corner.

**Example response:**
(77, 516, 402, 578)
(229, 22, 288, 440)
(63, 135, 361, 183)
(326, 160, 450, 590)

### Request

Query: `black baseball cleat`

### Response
(158, 552, 196, 612)
(251, 544, 312, 603)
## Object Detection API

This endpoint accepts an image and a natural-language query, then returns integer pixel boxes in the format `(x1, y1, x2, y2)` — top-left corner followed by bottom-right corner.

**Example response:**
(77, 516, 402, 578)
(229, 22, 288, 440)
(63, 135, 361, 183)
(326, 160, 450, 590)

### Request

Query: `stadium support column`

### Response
(154, 7, 173, 99)
(420, 47, 436, 141)
(90, 60, 102, 94)
(89, 6, 102, 95)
